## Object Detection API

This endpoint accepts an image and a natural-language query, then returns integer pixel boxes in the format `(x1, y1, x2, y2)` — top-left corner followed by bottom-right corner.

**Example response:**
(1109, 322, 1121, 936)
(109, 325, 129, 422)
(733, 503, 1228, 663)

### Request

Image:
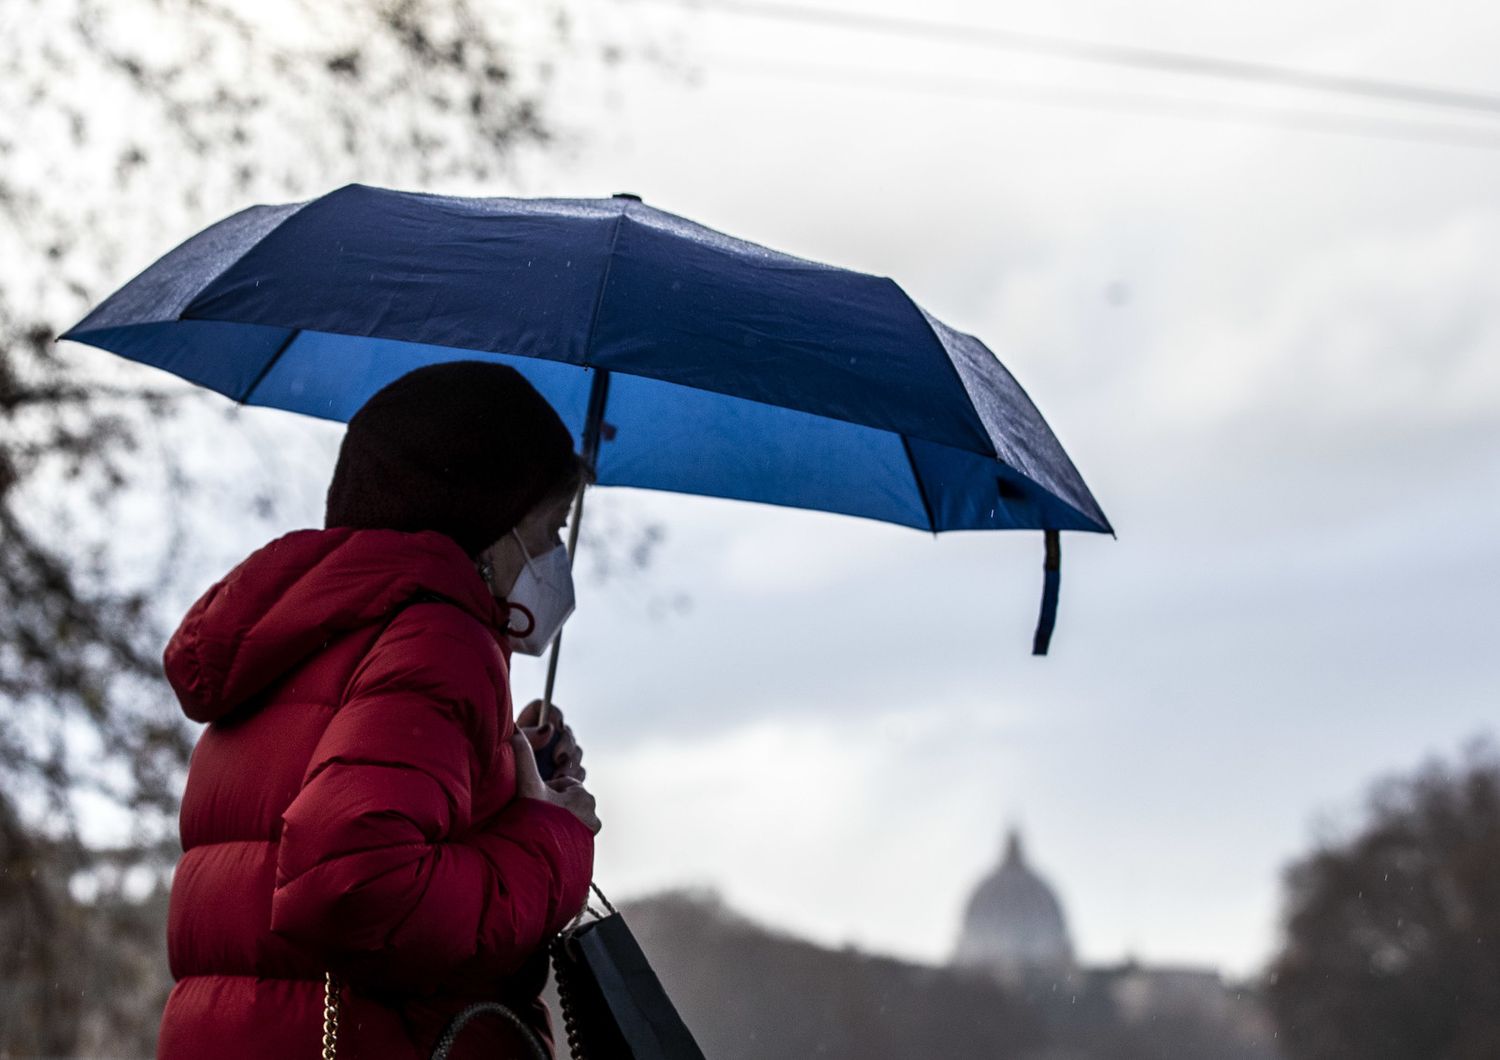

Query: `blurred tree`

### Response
(1268, 741, 1500, 1060)
(0, 0, 604, 1053)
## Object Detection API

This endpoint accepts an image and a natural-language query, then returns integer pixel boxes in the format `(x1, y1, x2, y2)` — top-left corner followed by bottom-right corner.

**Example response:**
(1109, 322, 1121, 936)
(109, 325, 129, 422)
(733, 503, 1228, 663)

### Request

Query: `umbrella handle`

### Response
(533, 725, 565, 783)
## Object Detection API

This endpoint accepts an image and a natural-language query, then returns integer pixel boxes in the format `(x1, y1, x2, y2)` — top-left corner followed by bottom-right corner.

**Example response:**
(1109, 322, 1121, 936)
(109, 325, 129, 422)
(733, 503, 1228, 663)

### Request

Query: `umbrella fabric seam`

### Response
(915, 308, 1110, 534)
(579, 205, 629, 368)
(174, 200, 316, 325)
(899, 435, 938, 533)
(238, 328, 303, 404)
(890, 281, 999, 460)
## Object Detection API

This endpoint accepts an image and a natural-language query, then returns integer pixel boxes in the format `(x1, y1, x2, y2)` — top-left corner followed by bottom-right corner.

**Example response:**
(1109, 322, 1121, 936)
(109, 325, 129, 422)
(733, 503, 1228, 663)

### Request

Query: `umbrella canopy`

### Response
(64, 184, 1111, 651)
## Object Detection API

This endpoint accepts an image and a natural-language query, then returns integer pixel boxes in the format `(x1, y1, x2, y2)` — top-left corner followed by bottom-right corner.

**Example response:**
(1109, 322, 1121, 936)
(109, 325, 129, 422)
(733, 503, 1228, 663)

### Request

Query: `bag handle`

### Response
(588, 881, 616, 917)
(432, 1001, 549, 1060)
(321, 971, 548, 1060)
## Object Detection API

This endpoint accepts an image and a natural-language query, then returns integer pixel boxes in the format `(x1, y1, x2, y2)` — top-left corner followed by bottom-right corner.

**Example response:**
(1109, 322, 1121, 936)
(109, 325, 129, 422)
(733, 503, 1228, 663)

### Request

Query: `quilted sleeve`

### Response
(269, 606, 594, 989)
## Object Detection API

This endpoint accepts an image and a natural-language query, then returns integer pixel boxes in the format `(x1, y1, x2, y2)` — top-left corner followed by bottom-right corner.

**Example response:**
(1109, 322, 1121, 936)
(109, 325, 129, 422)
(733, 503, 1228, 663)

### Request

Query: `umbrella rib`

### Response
(579, 206, 629, 367)
(900, 435, 938, 533)
(237, 328, 302, 404)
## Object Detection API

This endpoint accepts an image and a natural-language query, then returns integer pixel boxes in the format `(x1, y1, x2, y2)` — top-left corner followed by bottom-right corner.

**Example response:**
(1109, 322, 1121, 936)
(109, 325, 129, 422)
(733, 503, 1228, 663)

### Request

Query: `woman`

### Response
(157, 362, 600, 1059)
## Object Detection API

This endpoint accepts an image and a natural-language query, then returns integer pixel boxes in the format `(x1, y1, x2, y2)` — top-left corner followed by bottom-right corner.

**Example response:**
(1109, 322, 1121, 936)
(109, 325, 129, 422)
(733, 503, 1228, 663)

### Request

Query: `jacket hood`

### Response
(165, 528, 507, 723)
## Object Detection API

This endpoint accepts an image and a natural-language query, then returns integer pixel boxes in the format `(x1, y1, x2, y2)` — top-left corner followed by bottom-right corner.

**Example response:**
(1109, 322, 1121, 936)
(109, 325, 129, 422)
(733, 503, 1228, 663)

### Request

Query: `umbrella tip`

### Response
(612, 192, 643, 202)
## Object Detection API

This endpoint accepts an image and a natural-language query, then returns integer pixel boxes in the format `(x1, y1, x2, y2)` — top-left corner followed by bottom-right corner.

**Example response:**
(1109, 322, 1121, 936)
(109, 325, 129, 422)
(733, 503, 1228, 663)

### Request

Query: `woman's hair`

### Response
(325, 361, 585, 557)
(547, 448, 597, 502)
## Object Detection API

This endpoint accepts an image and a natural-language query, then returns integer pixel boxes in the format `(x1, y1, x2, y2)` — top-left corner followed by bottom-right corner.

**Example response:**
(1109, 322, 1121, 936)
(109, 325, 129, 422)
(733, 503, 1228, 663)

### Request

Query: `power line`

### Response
(646, 0, 1500, 119)
(709, 56, 1500, 153)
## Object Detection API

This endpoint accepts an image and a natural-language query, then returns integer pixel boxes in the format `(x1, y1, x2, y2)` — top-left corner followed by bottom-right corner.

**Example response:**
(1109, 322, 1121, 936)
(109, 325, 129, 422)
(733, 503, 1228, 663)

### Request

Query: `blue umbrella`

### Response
(64, 183, 1110, 686)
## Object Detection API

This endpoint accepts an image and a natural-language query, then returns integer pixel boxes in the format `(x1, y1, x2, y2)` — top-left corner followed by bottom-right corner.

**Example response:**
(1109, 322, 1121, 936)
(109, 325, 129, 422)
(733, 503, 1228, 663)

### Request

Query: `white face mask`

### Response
(504, 530, 576, 655)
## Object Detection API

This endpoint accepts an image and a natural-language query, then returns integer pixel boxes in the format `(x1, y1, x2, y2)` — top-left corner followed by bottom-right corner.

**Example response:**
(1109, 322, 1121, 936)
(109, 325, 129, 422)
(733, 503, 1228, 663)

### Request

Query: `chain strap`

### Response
(322, 968, 545, 1060)
(320, 889, 613, 1060)
(552, 934, 587, 1060)
(323, 971, 341, 1059)
(553, 883, 617, 1060)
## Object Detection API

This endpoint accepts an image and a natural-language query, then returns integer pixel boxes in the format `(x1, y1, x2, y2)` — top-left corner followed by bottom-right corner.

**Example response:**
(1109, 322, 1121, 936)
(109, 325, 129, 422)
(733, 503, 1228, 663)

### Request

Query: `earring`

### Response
(477, 554, 495, 591)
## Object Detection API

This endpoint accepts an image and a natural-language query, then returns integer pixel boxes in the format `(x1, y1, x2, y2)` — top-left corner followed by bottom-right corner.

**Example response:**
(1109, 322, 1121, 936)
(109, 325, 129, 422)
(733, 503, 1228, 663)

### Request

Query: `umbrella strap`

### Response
(1031, 530, 1061, 656)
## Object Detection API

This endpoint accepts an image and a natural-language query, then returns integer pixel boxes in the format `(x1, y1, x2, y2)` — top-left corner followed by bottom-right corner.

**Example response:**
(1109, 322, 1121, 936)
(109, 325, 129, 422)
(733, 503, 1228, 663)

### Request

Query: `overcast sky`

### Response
(75, 0, 1500, 978)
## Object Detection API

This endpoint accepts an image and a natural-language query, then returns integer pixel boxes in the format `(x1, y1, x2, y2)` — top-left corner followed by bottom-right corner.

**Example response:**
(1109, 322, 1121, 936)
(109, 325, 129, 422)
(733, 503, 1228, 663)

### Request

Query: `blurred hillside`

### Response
(597, 889, 1283, 1060)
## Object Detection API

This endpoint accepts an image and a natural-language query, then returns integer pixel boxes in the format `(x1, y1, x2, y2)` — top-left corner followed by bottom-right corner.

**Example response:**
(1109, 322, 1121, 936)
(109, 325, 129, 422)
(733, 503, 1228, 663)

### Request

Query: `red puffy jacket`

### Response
(157, 528, 594, 1059)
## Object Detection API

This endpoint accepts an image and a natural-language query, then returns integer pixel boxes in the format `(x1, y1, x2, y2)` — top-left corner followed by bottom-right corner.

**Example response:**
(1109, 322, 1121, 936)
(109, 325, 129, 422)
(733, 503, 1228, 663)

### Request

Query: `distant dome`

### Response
(953, 830, 1074, 980)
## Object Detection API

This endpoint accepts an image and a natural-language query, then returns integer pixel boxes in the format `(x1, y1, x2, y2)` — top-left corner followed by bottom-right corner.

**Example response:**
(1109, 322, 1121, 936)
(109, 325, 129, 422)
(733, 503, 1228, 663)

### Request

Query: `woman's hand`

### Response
(511, 732, 601, 834)
(517, 699, 585, 784)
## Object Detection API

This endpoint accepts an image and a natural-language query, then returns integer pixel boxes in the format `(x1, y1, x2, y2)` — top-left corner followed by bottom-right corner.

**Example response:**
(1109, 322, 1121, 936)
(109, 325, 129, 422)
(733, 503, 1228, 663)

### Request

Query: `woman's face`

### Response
(479, 488, 574, 599)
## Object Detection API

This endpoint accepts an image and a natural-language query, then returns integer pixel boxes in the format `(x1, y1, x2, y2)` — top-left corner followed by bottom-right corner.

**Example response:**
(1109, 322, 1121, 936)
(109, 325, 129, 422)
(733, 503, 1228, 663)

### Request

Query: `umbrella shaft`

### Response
(539, 367, 608, 726)
(539, 481, 587, 725)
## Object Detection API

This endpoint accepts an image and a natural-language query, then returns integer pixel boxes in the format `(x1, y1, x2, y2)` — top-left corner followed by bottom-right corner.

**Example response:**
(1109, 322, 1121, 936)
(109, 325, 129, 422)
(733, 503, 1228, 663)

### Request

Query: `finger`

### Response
(516, 699, 543, 728)
(563, 787, 596, 818)
(561, 787, 600, 835)
(549, 728, 578, 762)
(579, 805, 602, 835)
(522, 723, 555, 751)
(510, 733, 548, 800)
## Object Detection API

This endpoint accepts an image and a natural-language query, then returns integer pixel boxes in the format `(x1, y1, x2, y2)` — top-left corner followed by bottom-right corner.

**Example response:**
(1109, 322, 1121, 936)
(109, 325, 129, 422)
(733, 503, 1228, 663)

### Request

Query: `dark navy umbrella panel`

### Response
(65, 183, 1110, 539)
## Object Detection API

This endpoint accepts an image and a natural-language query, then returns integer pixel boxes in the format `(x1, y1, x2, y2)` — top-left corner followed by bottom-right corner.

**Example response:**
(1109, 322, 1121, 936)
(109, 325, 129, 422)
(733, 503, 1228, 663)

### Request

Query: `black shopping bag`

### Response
(553, 887, 707, 1060)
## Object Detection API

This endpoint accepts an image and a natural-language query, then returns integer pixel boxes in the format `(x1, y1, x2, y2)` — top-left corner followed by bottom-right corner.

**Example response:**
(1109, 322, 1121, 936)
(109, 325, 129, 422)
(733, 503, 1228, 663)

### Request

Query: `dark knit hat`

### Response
(325, 361, 580, 557)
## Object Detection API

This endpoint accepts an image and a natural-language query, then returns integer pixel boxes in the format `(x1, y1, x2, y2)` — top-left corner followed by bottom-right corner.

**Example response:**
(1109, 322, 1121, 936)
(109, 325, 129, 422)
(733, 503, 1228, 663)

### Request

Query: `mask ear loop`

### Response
(503, 602, 536, 639)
